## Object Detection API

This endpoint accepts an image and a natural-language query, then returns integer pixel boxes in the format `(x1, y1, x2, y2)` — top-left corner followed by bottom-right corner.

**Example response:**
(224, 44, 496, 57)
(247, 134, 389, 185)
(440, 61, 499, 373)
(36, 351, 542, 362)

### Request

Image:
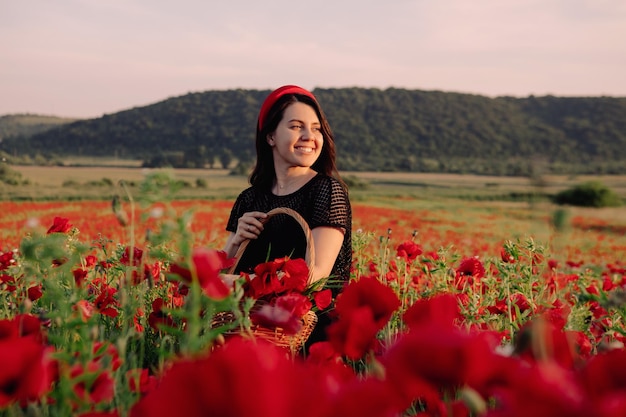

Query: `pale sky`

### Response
(2, 0, 625, 118)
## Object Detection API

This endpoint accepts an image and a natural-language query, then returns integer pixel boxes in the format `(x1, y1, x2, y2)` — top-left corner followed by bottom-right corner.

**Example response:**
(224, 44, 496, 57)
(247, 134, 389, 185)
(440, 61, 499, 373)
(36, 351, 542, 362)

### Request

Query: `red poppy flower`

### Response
(0, 336, 55, 407)
(455, 257, 486, 288)
(169, 248, 231, 300)
(126, 368, 158, 396)
(334, 276, 400, 328)
(84, 255, 98, 267)
(403, 293, 462, 330)
(130, 337, 321, 417)
(325, 277, 400, 359)
(248, 257, 308, 299)
(144, 262, 161, 283)
(306, 341, 343, 365)
(0, 274, 16, 292)
(515, 319, 584, 369)
(46, 216, 72, 234)
(27, 284, 43, 301)
(192, 248, 231, 299)
(383, 324, 514, 410)
(120, 246, 143, 266)
(0, 314, 44, 341)
(250, 304, 302, 334)
(74, 300, 95, 322)
(538, 299, 571, 330)
(548, 259, 559, 270)
(71, 361, 115, 405)
(0, 251, 14, 270)
(148, 298, 176, 332)
(602, 275, 616, 291)
(275, 292, 312, 318)
(134, 309, 145, 333)
(313, 289, 332, 310)
(280, 257, 309, 289)
(92, 341, 122, 371)
(396, 240, 423, 262)
(323, 377, 405, 417)
(486, 293, 532, 321)
(500, 246, 516, 263)
(326, 306, 381, 360)
(94, 285, 119, 318)
(493, 361, 591, 417)
(579, 348, 626, 410)
(73, 268, 89, 287)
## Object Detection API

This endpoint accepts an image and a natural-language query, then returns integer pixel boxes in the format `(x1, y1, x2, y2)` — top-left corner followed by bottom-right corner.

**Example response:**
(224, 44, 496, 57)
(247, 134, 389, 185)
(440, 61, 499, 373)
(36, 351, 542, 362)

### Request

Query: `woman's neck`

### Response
(273, 168, 316, 196)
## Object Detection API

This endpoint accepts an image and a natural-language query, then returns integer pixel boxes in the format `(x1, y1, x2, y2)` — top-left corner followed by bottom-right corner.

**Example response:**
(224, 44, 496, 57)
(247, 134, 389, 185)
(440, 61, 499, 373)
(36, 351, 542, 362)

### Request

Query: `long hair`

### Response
(249, 93, 345, 191)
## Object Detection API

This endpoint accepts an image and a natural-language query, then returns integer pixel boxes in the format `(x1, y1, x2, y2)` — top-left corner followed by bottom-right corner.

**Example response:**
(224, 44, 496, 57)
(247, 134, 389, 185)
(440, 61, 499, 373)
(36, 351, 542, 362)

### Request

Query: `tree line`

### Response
(1, 88, 625, 176)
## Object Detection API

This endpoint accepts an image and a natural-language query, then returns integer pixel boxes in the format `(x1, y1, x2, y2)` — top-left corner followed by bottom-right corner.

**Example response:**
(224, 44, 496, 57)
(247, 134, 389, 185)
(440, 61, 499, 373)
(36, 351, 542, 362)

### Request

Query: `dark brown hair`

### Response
(249, 93, 344, 191)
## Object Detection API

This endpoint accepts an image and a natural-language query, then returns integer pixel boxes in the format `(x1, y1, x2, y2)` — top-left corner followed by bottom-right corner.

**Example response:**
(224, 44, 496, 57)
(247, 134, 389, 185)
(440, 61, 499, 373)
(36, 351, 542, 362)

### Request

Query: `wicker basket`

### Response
(215, 207, 318, 353)
(227, 207, 315, 280)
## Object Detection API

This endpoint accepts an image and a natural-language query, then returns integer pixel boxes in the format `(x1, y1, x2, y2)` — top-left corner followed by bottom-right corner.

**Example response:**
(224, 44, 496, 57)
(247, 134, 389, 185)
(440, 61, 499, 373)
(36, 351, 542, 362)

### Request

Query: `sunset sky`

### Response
(2, 0, 625, 118)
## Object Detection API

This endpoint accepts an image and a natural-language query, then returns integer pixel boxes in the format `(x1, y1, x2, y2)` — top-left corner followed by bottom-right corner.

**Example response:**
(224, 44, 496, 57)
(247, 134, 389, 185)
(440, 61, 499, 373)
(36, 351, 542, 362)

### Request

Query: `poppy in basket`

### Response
(242, 257, 317, 334)
(244, 257, 309, 300)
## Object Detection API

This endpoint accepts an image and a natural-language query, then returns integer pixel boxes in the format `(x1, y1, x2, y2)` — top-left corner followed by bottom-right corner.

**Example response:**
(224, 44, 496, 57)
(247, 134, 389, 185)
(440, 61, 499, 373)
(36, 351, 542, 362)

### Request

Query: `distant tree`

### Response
(553, 181, 622, 207)
(219, 149, 234, 169)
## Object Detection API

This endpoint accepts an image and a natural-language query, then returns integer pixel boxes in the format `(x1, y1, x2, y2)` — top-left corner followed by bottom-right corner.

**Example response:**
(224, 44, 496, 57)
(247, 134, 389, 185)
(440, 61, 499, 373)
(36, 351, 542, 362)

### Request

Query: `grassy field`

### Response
(3, 165, 625, 244)
(5, 164, 626, 201)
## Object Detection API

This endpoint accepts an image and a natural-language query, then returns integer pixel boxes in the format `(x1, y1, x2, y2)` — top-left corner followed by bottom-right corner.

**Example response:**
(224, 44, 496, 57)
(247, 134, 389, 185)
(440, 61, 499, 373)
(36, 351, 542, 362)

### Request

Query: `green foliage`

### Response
(553, 181, 623, 207)
(229, 160, 252, 177)
(551, 208, 570, 231)
(2, 89, 626, 175)
(0, 114, 78, 140)
(0, 163, 28, 185)
(343, 174, 370, 190)
(195, 178, 208, 188)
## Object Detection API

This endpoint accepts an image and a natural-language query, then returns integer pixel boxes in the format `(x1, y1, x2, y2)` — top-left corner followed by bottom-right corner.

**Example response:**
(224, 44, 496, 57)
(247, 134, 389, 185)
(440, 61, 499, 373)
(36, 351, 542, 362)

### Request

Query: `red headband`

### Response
(257, 85, 317, 131)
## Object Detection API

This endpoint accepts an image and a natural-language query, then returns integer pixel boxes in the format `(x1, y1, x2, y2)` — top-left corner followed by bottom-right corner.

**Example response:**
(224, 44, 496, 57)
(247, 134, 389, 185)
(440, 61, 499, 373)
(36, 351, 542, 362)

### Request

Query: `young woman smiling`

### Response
(223, 85, 352, 348)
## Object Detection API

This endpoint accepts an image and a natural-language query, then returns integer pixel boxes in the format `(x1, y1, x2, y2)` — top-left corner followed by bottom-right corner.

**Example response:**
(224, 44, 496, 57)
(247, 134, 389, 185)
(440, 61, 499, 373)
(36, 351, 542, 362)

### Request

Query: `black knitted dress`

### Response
(226, 173, 351, 283)
(226, 173, 352, 348)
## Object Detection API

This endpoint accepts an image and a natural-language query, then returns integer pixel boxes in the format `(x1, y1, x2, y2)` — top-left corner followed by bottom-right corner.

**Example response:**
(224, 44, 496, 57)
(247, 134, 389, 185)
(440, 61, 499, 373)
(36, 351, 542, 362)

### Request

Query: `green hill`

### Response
(0, 114, 79, 141)
(2, 88, 625, 175)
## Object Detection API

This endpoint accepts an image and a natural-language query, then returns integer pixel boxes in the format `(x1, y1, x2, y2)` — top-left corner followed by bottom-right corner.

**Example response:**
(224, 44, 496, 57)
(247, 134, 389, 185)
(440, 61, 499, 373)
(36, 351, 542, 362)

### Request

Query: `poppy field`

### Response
(1, 172, 626, 416)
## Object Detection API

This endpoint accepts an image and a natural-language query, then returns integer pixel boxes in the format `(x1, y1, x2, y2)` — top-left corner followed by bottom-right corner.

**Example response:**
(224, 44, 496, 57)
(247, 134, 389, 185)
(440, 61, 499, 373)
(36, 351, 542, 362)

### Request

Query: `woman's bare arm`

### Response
(309, 226, 344, 284)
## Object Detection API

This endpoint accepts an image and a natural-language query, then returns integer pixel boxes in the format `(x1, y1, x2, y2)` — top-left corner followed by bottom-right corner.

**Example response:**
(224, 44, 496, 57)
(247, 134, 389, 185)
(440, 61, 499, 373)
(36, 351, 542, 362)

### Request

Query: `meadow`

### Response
(1, 166, 626, 416)
(3, 164, 626, 262)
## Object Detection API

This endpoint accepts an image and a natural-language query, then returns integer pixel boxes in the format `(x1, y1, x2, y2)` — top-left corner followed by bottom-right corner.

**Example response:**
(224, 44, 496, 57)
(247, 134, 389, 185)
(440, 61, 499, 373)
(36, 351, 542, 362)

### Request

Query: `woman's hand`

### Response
(224, 211, 268, 258)
(235, 211, 267, 243)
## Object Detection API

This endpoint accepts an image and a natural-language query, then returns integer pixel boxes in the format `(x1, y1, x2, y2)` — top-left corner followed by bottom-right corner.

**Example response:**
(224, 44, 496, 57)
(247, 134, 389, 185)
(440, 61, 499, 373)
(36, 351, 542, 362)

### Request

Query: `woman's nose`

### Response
(301, 127, 317, 139)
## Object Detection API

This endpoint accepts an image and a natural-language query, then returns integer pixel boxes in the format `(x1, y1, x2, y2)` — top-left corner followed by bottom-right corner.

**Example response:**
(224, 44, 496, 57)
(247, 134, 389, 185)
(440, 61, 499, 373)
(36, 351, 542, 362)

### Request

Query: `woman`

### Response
(223, 85, 352, 346)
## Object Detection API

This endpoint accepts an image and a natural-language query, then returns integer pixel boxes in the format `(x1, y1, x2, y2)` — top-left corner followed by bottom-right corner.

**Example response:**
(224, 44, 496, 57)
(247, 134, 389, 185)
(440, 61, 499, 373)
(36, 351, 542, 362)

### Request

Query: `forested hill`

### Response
(0, 114, 79, 142)
(2, 88, 626, 175)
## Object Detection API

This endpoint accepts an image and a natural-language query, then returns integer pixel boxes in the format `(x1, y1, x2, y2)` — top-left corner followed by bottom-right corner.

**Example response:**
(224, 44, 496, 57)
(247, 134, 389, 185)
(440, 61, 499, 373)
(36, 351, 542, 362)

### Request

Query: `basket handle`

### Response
(227, 207, 315, 282)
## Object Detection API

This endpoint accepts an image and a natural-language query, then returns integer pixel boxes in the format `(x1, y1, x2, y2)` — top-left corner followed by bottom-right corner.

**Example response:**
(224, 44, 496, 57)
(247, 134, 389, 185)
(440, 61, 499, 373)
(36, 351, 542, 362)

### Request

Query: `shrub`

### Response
(195, 178, 208, 188)
(62, 180, 80, 187)
(553, 181, 622, 207)
(343, 175, 370, 190)
(0, 163, 26, 185)
(229, 161, 252, 176)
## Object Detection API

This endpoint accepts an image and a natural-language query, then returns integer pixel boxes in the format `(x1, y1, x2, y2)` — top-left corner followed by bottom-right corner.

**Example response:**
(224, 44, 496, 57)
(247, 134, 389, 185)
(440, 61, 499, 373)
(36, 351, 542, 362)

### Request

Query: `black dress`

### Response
(226, 173, 352, 348)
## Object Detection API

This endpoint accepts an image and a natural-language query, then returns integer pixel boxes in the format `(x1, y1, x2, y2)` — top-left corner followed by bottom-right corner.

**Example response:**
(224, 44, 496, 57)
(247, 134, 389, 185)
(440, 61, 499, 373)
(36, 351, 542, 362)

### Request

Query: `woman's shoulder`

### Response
(310, 173, 344, 189)
(236, 185, 264, 200)
(232, 186, 269, 211)
(309, 174, 348, 197)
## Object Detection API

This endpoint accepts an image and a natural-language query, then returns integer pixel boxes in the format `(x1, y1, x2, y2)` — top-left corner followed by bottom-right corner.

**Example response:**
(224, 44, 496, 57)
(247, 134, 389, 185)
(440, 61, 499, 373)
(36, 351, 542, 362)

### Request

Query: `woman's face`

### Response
(268, 101, 323, 170)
